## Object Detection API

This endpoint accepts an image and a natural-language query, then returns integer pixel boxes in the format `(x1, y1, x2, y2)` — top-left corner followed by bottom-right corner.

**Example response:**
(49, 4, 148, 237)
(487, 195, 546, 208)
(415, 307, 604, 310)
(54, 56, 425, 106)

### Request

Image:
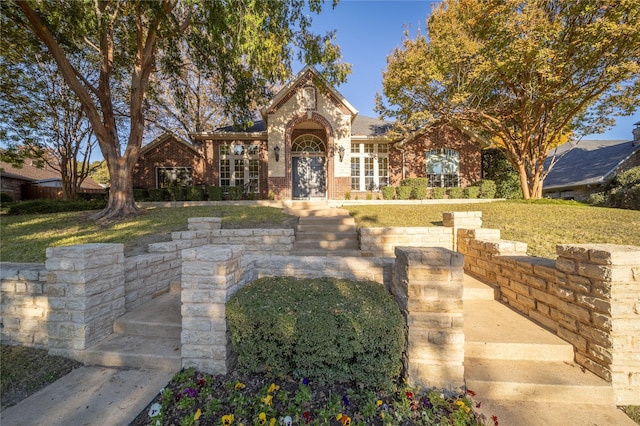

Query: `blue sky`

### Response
(300, 0, 639, 141)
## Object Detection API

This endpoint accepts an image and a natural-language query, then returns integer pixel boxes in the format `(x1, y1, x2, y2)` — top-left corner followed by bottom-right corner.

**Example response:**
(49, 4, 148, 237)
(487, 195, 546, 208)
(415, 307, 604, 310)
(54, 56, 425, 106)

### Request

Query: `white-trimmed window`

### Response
(426, 148, 459, 187)
(350, 143, 389, 191)
(219, 143, 259, 192)
(157, 167, 192, 188)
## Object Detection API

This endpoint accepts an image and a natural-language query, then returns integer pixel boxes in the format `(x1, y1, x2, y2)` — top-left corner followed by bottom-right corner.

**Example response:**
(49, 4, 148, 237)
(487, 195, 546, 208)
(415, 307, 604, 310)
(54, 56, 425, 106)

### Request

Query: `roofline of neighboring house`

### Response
(259, 65, 358, 124)
(544, 140, 640, 191)
(190, 131, 268, 141)
(350, 135, 396, 142)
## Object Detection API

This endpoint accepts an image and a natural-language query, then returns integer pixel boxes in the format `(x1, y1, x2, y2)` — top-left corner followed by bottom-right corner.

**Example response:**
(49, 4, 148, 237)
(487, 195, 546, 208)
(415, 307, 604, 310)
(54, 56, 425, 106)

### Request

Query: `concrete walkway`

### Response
(0, 366, 174, 426)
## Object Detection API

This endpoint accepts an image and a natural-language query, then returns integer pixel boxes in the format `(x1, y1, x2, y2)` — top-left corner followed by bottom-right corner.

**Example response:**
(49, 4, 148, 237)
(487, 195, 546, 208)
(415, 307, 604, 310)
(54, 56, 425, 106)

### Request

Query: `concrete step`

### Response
(114, 291, 181, 339)
(83, 333, 181, 370)
(464, 299, 574, 362)
(465, 358, 616, 405)
(462, 275, 498, 301)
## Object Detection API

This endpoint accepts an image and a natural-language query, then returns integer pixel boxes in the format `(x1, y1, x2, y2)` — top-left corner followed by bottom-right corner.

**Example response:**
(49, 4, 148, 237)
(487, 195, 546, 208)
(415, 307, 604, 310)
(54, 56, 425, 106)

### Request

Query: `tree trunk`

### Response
(91, 156, 141, 223)
(516, 162, 532, 199)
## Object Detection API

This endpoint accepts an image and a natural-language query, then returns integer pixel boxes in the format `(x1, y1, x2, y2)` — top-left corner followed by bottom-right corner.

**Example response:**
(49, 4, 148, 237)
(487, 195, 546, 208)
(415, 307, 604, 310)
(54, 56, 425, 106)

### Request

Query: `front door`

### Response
(292, 156, 326, 199)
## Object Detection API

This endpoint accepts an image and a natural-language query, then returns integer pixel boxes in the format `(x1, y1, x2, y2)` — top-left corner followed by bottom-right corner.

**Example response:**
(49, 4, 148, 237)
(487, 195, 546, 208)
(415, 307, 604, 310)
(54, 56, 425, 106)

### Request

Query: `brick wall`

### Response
(388, 124, 482, 187)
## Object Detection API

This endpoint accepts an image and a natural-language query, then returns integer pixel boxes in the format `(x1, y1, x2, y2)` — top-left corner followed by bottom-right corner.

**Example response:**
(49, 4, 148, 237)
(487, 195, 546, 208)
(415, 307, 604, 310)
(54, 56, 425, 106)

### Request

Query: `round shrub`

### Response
(227, 276, 406, 390)
(397, 186, 412, 200)
(1, 192, 14, 203)
(412, 186, 428, 200)
(381, 186, 395, 200)
(463, 186, 480, 199)
(447, 187, 463, 199)
(208, 186, 223, 201)
(476, 179, 497, 199)
(431, 187, 446, 199)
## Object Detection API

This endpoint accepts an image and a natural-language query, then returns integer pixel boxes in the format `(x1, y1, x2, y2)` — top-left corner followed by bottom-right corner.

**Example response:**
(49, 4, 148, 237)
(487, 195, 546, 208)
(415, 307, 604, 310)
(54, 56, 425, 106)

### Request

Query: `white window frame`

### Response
(426, 148, 460, 187)
(156, 167, 193, 188)
(219, 143, 260, 192)
(350, 143, 389, 191)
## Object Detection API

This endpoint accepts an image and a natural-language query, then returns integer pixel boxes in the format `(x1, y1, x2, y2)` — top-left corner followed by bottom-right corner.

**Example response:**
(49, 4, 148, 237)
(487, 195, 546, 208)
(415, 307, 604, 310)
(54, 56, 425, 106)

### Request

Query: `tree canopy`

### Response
(3, 0, 350, 221)
(378, 0, 640, 199)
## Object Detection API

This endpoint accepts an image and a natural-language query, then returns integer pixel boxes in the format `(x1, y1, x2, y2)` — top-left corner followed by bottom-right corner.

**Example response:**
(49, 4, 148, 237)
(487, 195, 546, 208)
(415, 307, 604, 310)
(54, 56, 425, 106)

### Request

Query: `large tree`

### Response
(1, 56, 98, 200)
(378, 0, 640, 199)
(3, 0, 350, 221)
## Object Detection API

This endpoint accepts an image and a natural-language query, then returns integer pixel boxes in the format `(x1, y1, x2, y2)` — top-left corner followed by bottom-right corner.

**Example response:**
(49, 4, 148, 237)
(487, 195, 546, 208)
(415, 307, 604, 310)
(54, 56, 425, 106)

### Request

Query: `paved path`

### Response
(1, 366, 174, 426)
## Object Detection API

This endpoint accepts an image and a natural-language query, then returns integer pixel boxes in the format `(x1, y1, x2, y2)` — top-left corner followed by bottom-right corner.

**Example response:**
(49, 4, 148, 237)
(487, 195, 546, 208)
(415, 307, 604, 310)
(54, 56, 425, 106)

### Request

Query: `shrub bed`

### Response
(227, 277, 405, 390)
(5, 199, 106, 215)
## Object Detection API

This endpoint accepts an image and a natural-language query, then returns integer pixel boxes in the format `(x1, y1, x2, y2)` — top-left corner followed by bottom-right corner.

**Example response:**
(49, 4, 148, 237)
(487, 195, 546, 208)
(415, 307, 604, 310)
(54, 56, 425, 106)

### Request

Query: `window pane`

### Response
(247, 144, 259, 156)
(426, 149, 460, 187)
(248, 159, 259, 192)
(378, 156, 388, 187)
(350, 157, 360, 190)
(220, 160, 230, 187)
(157, 167, 192, 188)
(220, 145, 229, 156)
(377, 143, 388, 153)
(365, 157, 375, 190)
(364, 143, 374, 154)
(234, 159, 245, 187)
(351, 143, 360, 153)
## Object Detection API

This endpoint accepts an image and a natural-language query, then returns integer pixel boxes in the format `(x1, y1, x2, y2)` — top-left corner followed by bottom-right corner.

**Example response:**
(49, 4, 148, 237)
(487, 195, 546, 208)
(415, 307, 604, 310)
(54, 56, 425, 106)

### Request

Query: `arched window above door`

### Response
(292, 134, 325, 153)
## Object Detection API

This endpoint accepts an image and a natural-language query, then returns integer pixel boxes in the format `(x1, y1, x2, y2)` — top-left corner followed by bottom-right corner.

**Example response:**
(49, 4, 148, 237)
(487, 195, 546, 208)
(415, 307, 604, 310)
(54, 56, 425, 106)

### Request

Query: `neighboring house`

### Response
(543, 122, 640, 200)
(0, 159, 104, 201)
(133, 66, 483, 200)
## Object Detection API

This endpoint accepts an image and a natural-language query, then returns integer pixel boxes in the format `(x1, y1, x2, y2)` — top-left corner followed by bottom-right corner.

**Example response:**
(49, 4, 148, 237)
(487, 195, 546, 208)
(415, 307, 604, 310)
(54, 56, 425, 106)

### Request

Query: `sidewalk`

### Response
(1, 366, 174, 426)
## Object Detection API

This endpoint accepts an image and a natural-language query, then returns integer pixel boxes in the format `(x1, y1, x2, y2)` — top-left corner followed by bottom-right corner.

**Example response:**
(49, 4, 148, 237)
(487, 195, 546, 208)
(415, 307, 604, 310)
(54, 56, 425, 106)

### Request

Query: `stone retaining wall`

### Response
(359, 227, 453, 257)
(0, 264, 48, 347)
(1, 217, 295, 349)
(180, 244, 465, 390)
(458, 228, 640, 405)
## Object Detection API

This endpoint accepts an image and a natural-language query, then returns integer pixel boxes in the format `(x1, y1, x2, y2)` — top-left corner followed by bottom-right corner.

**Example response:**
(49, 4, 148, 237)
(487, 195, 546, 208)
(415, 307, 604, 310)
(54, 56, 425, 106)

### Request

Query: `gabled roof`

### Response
(140, 132, 199, 155)
(543, 139, 640, 190)
(260, 66, 358, 123)
(351, 115, 393, 138)
(0, 159, 103, 189)
(0, 159, 61, 182)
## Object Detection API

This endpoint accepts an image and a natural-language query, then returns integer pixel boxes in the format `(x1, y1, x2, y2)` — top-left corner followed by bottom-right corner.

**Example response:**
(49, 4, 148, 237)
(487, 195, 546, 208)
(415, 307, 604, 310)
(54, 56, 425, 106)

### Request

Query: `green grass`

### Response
(2, 200, 639, 262)
(346, 200, 640, 259)
(0, 205, 294, 263)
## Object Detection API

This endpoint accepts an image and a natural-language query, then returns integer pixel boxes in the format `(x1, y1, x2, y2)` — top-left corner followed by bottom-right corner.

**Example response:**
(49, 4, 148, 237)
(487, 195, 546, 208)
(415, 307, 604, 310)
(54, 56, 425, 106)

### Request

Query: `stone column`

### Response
(392, 247, 465, 390)
(45, 243, 125, 356)
(181, 244, 245, 374)
(442, 211, 482, 251)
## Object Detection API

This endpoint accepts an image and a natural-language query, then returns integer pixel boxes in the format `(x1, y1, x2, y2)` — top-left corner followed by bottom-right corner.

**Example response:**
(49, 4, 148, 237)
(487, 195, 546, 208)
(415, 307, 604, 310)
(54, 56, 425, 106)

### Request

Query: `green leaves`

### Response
(380, 0, 640, 199)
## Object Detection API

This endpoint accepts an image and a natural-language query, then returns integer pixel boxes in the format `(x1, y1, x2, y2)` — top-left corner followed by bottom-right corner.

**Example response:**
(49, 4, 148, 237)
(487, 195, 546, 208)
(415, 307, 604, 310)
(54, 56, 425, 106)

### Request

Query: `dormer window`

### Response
(302, 85, 316, 110)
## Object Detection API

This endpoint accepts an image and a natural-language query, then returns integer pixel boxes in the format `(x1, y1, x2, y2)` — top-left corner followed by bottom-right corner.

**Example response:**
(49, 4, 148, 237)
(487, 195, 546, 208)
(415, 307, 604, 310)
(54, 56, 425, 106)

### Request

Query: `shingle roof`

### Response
(0, 159, 103, 189)
(543, 139, 640, 190)
(351, 115, 392, 137)
(214, 116, 391, 138)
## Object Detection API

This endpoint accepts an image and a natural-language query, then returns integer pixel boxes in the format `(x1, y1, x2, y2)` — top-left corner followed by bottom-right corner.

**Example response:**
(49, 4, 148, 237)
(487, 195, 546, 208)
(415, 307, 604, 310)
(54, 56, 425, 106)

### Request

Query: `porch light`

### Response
(337, 145, 345, 162)
(273, 145, 280, 162)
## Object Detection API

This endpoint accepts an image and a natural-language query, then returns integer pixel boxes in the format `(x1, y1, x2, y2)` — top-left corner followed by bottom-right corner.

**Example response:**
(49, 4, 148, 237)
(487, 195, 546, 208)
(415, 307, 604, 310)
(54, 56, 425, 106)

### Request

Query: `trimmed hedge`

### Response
(431, 187, 446, 199)
(208, 186, 223, 201)
(227, 276, 405, 390)
(464, 186, 480, 199)
(397, 186, 412, 200)
(475, 179, 497, 199)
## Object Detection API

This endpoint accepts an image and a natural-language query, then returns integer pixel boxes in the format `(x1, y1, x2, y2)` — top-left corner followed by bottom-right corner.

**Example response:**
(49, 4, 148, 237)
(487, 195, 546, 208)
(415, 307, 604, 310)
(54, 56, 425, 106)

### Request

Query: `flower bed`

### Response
(130, 369, 494, 425)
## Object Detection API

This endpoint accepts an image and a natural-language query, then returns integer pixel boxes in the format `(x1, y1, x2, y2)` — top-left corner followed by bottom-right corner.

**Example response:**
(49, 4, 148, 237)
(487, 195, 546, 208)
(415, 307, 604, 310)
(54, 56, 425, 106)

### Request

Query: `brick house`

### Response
(133, 66, 482, 200)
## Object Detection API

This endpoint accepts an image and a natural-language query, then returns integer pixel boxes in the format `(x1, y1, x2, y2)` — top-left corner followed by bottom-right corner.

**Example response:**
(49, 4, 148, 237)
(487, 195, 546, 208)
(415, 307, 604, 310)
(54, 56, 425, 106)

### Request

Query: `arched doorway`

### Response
(291, 134, 326, 199)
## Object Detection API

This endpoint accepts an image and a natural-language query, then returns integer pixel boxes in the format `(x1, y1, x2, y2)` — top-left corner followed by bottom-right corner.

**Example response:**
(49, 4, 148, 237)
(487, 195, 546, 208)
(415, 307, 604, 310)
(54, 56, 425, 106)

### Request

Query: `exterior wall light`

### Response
(273, 145, 280, 162)
(337, 145, 345, 162)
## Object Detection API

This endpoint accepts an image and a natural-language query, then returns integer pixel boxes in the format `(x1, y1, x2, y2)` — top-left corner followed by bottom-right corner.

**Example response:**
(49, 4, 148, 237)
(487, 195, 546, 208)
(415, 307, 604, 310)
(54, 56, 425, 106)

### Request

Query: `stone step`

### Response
(290, 249, 362, 257)
(297, 216, 355, 225)
(83, 333, 181, 370)
(293, 239, 360, 250)
(464, 299, 574, 362)
(296, 224, 357, 233)
(288, 208, 350, 218)
(294, 232, 358, 242)
(464, 358, 615, 405)
(114, 291, 181, 339)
